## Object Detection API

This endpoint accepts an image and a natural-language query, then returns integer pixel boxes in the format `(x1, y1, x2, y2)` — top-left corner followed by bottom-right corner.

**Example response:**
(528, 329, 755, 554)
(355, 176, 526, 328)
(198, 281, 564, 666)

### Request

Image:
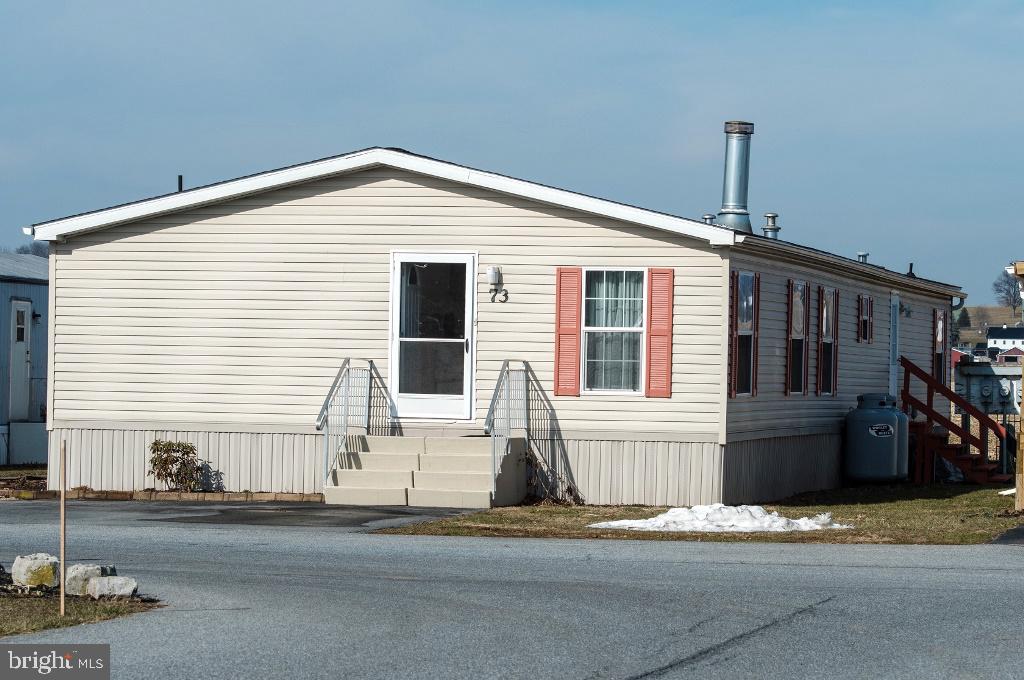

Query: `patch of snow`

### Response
(998, 488, 1016, 496)
(588, 504, 851, 533)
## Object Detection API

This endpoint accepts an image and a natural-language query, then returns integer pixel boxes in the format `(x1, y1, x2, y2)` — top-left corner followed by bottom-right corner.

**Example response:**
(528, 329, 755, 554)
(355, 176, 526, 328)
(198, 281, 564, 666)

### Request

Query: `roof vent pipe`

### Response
(702, 214, 716, 225)
(717, 121, 754, 232)
(857, 252, 869, 263)
(761, 213, 780, 239)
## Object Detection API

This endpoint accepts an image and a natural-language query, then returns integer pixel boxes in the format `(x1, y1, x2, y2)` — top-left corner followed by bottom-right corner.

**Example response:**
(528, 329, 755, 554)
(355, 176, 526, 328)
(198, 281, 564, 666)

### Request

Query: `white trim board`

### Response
(26, 147, 736, 246)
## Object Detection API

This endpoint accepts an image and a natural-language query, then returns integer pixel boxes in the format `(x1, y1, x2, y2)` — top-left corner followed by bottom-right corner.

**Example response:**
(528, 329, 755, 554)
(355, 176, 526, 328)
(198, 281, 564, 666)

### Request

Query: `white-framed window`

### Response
(581, 268, 646, 393)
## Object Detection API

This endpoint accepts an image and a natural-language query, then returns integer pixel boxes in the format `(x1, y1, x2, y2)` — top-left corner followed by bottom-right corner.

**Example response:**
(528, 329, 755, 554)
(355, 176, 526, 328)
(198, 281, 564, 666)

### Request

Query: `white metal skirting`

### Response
(47, 428, 323, 493)
(531, 439, 724, 506)
(721, 433, 842, 504)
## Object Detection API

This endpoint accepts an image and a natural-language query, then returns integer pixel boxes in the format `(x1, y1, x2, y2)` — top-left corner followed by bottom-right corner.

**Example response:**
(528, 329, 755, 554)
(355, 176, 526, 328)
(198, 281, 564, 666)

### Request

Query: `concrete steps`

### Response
(419, 454, 492, 473)
(324, 435, 523, 509)
(413, 471, 491, 491)
(407, 488, 493, 509)
(323, 486, 408, 506)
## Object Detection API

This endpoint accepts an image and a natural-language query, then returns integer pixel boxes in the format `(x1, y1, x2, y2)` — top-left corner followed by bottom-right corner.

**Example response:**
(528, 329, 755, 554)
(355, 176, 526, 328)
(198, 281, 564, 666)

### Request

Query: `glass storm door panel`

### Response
(9, 301, 31, 422)
(391, 253, 475, 419)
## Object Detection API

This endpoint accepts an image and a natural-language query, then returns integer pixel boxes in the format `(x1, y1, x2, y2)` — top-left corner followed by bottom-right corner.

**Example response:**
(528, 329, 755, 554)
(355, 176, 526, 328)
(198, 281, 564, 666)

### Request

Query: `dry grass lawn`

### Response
(0, 466, 46, 479)
(380, 484, 1021, 544)
(0, 595, 156, 637)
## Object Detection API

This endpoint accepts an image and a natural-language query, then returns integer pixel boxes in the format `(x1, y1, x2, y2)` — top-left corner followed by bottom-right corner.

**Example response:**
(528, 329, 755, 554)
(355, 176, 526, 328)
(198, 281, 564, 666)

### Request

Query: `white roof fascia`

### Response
(735, 237, 962, 298)
(26, 148, 736, 246)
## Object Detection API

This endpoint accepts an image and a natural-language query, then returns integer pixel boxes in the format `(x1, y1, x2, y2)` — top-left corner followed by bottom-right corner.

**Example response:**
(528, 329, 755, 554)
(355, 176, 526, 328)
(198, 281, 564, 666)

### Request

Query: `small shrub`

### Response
(148, 440, 202, 491)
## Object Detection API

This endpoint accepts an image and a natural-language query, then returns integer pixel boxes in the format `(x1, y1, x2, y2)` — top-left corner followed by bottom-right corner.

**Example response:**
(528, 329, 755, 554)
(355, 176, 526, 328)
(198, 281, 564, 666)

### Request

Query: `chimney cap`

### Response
(724, 121, 754, 135)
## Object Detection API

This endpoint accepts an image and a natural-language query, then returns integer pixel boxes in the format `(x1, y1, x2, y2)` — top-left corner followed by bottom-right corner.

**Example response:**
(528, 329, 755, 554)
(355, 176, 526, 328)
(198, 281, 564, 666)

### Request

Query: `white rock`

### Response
(66, 564, 117, 596)
(87, 575, 137, 600)
(12, 553, 59, 587)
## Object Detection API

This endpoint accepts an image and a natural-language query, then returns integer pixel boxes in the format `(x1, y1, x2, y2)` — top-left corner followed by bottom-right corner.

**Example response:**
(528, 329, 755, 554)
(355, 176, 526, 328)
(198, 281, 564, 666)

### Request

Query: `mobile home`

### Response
(26, 123, 959, 506)
(0, 253, 48, 465)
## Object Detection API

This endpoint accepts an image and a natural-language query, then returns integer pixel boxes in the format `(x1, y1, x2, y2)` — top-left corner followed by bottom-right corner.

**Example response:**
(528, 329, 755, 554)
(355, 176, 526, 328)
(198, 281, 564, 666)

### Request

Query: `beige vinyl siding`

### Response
(52, 169, 725, 439)
(725, 251, 951, 440)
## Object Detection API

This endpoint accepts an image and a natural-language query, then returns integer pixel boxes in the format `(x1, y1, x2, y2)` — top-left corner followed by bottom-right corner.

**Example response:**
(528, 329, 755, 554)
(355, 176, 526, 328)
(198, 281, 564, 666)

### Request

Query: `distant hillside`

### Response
(957, 305, 1021, 345)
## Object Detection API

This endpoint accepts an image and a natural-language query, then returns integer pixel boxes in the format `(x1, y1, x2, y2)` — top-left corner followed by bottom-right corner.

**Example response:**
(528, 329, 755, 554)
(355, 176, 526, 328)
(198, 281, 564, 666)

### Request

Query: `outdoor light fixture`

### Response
(487, 266, 508, 302)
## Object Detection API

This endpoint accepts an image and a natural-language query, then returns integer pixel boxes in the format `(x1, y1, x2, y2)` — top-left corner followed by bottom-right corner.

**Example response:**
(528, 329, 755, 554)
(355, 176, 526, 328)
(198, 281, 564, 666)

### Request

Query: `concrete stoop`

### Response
(323, 436, 525, 509)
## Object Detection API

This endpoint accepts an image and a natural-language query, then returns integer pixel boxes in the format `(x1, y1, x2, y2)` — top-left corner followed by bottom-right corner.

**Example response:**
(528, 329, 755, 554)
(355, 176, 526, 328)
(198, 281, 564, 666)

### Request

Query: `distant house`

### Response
(25, 124, 959, 507)
(987, 325, 1024, 351)
(996, 346, 1024, 365)
(0, 253, 48, 465)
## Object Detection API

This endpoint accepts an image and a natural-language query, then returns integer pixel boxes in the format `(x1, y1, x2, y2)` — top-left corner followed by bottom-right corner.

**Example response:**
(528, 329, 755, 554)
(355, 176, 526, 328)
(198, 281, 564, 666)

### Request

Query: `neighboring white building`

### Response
(25, 124, 958, 507)
(987, 325, 1024, 351)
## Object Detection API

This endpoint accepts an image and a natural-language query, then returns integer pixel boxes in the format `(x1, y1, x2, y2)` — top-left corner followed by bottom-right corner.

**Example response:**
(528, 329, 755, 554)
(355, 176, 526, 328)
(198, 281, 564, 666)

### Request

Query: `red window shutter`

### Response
(554, 267, 582, 396)
(751, 273, 761, 396)
(728, 270, 738, 398)
(785, 279, 793, 396)
(803, 282, 811, 395)
(833, 289, 840, 394)
(645, 268, 674, 398)
(932, 308, 939, 379)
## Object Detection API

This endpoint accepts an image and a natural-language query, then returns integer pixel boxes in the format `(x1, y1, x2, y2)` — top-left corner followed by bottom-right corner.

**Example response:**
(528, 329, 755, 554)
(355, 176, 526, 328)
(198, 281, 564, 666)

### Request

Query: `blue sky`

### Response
(2, 1, 1020, 302)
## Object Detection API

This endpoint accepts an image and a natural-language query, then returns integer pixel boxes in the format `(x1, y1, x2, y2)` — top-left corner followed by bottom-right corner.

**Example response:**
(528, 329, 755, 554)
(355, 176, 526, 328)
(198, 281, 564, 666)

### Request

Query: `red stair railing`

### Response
(899, 356, 1006, 481)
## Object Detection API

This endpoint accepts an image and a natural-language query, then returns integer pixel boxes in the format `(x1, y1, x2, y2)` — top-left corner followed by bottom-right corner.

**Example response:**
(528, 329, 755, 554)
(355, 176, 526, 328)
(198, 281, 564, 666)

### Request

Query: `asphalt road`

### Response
(2, 500, 1023, 680)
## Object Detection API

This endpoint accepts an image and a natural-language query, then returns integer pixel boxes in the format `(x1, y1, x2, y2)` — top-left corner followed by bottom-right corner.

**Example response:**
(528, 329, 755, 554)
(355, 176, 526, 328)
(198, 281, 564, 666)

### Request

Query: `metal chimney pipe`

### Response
(717, 121, 754, 232)
(857, 252, 869, 263)
(761, 212, 780, 239)
(702, 214, 716, 225)
(177, 175, 184, 192)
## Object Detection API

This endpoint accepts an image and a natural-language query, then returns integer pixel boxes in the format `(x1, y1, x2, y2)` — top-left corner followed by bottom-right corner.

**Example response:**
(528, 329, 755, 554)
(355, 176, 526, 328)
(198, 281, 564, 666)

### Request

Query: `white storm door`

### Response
(390, 252, 475, 419)
(889, 293, 901, 397)
(9, 301, 31, 422)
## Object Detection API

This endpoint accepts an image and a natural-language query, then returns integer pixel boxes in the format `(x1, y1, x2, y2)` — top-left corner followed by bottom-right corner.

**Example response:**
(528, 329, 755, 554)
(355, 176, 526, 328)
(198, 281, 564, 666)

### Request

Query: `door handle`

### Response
(465, 338, 469, 353)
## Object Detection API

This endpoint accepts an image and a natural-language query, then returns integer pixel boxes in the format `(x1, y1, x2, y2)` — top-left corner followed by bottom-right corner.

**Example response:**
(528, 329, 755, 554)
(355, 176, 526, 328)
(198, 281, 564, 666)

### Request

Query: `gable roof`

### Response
(24, 145, 963, 298)
(0, 253, 47, 284)
(988, 326, 1024, 339)
(25, 147, 737, 246)
(999, 346, 1024, 355)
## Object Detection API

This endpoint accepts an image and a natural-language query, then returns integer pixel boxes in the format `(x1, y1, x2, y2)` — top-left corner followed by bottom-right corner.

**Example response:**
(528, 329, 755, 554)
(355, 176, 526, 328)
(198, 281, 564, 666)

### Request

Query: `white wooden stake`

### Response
(60, 440, 66, 617)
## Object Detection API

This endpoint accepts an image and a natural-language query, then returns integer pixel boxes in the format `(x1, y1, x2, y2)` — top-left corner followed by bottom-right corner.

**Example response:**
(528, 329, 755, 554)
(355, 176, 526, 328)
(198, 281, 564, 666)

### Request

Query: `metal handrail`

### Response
(483, 360, 510, 435)
(316, 359, 351, 431)
(317, 359, 375, 487)
(485, 361, 528, 499)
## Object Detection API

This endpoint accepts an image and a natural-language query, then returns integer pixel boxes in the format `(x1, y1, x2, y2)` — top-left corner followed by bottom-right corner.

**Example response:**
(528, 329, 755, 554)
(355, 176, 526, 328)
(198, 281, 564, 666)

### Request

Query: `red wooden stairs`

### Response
(899, 356, 1012, 485)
